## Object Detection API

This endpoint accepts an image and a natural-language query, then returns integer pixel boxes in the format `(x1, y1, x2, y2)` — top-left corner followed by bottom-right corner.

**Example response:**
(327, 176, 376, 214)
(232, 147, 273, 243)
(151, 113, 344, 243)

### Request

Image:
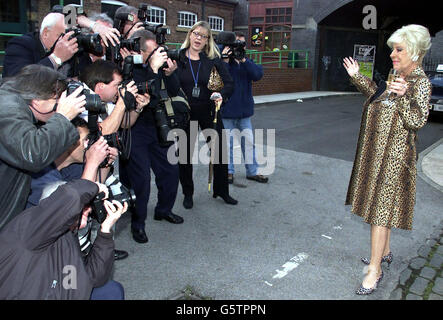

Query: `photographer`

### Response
(2, 12, 77, 77)
(2, 10, 120, 78)
(0, 179, 127, 300)
(26, 117, 129, 261)
(79, 60, 142, 135)
(119, 29, 184, 244)
(76, 13, 114, 75)
(219, 32, 268, 184)
(114, 5, 145, 40)
(0, 64, 86, 231)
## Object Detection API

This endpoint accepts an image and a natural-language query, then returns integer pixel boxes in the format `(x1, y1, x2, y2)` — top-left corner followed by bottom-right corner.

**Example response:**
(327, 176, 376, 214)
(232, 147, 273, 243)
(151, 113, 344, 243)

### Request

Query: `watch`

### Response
(50, 53, 62, 67)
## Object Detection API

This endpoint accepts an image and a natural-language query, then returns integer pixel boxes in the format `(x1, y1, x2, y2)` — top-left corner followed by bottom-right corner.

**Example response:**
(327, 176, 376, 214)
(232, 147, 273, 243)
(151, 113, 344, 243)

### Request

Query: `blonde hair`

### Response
(181, 21, 221, 59)
(387, 24, 432, 64)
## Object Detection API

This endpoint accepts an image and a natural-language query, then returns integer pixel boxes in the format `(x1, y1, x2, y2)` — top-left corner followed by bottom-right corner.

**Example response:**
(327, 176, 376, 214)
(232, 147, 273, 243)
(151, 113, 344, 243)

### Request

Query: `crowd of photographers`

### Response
(0, 4, 265, 300)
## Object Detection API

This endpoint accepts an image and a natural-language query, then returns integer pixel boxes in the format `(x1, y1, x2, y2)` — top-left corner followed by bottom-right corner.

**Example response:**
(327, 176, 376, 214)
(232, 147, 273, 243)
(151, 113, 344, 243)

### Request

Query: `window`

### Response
(208, 16, 224, 32)
(265, 7, 292, 24)
(148, 6, 166, 25)
(178, 11, 197, 28)
(50, 0, 82, 7)
(101, 0, 126, 19)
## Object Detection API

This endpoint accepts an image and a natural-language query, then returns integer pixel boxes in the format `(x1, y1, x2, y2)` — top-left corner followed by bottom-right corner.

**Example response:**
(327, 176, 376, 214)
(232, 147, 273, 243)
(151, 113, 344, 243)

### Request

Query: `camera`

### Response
(106, 37, 141, 64)
(216, 31, 246, 61)
(65, 27, 104, 57)
(66, 81, 106, 114)
(90, 176, 136, 223)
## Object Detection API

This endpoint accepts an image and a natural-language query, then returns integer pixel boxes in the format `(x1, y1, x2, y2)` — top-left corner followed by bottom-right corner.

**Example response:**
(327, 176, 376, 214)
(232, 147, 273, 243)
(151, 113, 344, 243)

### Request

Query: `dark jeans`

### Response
(90, 280, 124, 300)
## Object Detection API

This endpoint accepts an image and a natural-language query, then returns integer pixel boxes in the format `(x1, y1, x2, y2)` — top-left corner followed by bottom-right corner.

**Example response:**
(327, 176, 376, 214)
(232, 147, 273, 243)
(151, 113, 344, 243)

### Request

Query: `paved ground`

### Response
(111, 92, 443, 300)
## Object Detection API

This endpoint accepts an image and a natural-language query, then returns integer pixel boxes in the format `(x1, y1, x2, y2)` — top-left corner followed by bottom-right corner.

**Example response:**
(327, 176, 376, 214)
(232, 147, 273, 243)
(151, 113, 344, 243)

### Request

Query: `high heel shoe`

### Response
(361, 252, 393, 267)
(356, 270, 384, 295)
(213, 193, 238, 205)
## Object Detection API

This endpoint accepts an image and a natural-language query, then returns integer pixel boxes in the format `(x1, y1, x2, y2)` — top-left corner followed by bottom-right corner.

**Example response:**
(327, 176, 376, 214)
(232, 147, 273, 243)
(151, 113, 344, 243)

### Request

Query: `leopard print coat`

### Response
(345, 66, 432, 230)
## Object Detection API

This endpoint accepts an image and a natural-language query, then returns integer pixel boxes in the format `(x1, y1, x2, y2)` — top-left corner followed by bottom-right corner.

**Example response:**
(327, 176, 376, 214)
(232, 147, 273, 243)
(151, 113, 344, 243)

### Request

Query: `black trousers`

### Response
(179, 104, 229, 197)
(120, 121, 179, 230)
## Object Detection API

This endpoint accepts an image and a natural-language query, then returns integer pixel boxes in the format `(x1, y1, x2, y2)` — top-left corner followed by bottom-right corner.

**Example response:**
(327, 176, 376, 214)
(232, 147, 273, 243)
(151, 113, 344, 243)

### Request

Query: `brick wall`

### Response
(252, 67, 312, 95)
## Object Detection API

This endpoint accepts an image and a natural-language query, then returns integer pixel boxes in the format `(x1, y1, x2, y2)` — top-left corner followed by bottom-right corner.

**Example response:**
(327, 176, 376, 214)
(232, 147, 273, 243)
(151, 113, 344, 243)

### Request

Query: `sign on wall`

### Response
(353, 44, 376, 79)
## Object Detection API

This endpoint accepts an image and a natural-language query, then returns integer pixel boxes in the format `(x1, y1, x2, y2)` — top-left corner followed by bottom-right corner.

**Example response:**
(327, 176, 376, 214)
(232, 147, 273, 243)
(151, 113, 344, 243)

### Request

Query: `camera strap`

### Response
(118, 86, 136, 111)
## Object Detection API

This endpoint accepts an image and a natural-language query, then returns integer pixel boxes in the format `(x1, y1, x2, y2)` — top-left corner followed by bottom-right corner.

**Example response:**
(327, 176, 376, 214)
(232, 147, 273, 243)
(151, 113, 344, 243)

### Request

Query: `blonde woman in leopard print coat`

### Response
(343, 24, 432, 295)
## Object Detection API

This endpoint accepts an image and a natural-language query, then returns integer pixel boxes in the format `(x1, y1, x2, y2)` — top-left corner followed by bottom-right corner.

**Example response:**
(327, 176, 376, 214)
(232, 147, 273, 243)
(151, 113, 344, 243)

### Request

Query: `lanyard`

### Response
(188, 54, 201, 88)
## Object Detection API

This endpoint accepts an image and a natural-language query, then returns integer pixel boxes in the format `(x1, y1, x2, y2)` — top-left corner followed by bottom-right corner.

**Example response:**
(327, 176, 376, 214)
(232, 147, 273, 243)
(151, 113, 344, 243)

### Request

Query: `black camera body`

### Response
(90, 177, 136, 223)
(216, 31, 246, 61)
(66, 81, 106, 114)
(106, 37, 141, 64)
(65, 27, 104, 57)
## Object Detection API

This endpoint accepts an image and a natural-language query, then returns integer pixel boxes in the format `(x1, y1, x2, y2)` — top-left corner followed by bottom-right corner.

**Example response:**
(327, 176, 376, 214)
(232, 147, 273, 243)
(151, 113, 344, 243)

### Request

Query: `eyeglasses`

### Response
(192, 31, 209, 40)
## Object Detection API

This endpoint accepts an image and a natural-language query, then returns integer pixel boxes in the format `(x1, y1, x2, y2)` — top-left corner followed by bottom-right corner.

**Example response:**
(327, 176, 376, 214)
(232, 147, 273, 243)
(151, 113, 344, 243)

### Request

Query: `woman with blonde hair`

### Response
(177, 21, 237, 209)
(343, 24, 432, 295)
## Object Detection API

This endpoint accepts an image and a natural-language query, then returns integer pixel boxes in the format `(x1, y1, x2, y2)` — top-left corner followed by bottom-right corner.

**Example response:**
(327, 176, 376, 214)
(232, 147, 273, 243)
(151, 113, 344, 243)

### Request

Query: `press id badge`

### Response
(192, 86, 200, 98)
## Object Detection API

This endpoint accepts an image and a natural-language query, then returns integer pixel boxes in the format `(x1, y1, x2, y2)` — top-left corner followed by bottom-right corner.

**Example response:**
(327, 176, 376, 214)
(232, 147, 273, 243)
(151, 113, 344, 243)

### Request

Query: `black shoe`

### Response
(114, 249, 129, 261)
(154, 212, 184, 224)
(183, 195, 193, 209)
(246, 174, 269, 183)
(213, 193, 238, 205)
(131, 227, 148, 243)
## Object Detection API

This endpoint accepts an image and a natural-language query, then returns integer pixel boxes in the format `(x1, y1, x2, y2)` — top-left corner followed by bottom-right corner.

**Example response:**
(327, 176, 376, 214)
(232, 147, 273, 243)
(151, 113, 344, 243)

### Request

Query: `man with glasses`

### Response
(0, 64, 86, 231)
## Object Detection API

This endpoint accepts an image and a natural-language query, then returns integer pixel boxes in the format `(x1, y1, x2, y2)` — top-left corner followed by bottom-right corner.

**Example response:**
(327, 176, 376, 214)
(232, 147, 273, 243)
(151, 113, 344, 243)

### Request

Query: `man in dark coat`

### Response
(2, 12, 78, 78)
(0, 179, 126, 299)
(0, 64, 86, 231)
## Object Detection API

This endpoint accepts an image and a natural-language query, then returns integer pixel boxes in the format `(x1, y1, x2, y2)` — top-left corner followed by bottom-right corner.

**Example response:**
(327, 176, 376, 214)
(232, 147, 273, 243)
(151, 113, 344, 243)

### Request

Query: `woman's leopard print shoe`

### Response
(361, 252, 393, 268)
(356, 270, 384, 295)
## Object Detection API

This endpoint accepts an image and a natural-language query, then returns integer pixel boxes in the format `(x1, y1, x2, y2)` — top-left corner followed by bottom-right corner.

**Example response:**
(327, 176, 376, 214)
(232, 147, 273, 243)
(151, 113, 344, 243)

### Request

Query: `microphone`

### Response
(215, 31, 236, 45)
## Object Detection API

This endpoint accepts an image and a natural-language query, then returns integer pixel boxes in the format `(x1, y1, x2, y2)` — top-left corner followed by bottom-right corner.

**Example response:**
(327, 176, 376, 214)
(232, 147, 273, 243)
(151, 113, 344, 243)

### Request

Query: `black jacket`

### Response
(2, 32, 54, 78)
(0, 179, 114, 300)
(132, 63, 181, 126)
(0, 88, 79, 231)
(176, 49, 234, 108)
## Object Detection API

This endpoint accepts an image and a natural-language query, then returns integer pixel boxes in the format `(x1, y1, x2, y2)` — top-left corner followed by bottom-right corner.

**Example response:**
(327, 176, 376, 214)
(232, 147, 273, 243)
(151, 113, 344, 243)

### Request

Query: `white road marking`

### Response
(321, 234, 332, 240)
(271, 253, 308, 280)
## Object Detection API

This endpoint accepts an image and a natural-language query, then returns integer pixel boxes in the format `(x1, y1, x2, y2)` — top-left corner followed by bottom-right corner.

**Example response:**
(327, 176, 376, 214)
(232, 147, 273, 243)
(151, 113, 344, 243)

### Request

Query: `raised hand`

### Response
(343, 57, 360, 77)
(56, 86, 86, 120)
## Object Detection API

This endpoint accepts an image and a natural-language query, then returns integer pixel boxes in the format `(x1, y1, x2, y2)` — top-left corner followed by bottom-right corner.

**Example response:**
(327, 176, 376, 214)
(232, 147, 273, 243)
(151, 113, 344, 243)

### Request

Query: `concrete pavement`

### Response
(112, 91, 443, 300)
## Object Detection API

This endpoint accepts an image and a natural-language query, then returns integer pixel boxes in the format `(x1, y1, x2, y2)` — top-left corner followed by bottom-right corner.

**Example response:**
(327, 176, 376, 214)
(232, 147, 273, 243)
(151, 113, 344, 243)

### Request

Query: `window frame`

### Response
(177, 11, 197, 28)
(208, 15, 224, 32)
(148, 5, 166, 25)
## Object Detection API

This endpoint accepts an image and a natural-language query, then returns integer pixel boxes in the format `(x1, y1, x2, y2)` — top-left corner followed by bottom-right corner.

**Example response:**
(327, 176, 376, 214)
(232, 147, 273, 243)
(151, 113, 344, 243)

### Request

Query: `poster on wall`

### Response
(353, 44, 376, 79)
(251, 27, 263, 48)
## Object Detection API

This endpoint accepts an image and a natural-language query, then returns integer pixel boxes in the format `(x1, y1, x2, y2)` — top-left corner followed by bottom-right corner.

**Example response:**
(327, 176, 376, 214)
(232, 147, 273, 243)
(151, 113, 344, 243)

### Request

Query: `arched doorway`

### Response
(315, 0, 443, 91)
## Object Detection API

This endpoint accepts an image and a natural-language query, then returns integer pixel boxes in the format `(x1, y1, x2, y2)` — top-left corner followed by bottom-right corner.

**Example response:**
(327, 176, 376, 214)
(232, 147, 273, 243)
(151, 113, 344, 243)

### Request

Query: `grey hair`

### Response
(89, 12, 113, 26)
(40, 180, 67, 202)
(39, 12, 64, 36)
(387, 24, 432, 64)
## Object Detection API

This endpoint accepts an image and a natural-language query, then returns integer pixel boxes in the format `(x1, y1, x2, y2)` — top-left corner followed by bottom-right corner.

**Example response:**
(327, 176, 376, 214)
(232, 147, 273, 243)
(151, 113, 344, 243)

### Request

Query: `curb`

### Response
(254, 92, 362, 106)
(417, 137, 443, 193)
(390, 220, 443, 300)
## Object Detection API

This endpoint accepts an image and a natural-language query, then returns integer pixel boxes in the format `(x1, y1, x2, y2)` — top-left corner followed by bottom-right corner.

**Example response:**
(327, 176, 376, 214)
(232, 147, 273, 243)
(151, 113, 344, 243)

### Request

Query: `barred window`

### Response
(148, 6, 166, 25)
(208, 16, 224, 32)
(178, 11, 197, 28)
